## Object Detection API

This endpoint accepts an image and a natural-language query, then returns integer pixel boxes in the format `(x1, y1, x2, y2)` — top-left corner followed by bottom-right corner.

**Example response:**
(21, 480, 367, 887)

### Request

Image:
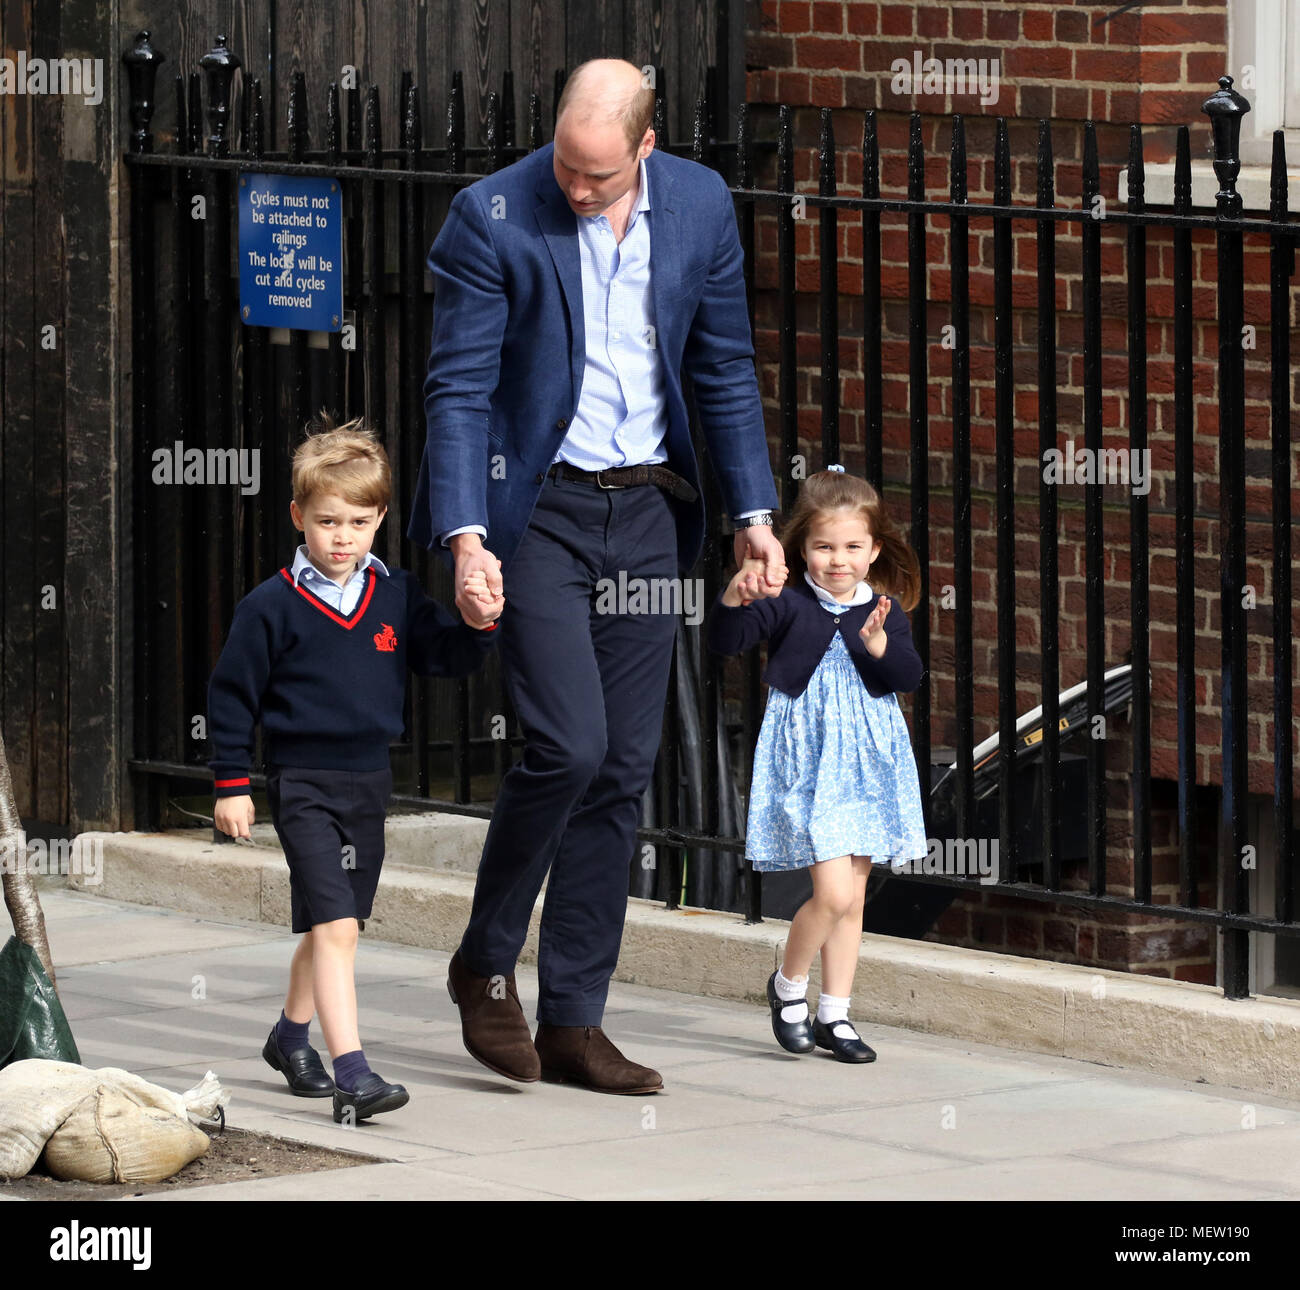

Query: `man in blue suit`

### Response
(409, 59, 783, 1093)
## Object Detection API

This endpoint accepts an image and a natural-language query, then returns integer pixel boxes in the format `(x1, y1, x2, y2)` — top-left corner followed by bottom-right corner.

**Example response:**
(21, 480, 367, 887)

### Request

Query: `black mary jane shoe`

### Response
(262, 1028, 336, 1097)
(332, 1072, 410, 1124)
(813, 1016, 877, 1063)
(766, 972, 815, 1054)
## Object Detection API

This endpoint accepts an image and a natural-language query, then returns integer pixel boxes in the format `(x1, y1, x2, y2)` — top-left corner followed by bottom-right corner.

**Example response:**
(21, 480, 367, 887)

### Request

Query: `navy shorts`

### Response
(266, 765, 392, 934)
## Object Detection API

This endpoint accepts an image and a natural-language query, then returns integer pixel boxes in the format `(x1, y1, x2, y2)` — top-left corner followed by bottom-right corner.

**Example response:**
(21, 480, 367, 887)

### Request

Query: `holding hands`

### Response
(450, 534, 505, 630)
(860, 595, 890, 658)
(460, 568, 505, 629)
(732, 525, 787, 602)
(722, 557, 784, 608)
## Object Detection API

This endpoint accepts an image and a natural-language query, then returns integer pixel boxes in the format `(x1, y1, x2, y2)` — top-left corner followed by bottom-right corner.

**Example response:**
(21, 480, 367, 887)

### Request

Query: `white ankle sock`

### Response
(774, 968, 809, 1022)
(817, 993, 850, 1026)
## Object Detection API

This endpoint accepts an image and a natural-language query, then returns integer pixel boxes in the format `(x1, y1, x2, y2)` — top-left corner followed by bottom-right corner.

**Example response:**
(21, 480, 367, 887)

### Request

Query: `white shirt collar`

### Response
(290, 545, 389, 587)
(804, 570, 873, 612)
(583, 157, 651, 227)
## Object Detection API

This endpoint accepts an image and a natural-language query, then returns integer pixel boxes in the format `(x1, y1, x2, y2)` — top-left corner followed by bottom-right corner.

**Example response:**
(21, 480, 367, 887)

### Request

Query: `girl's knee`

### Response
(810, 888, 856, 922)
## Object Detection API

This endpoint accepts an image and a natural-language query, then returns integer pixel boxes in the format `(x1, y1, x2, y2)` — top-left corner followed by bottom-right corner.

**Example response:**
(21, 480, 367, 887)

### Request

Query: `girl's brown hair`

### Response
(780, 469, 921, 612)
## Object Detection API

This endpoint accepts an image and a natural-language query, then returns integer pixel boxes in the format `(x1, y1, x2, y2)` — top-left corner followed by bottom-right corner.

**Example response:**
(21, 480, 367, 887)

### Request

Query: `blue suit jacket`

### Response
(406, 143, 779, 573)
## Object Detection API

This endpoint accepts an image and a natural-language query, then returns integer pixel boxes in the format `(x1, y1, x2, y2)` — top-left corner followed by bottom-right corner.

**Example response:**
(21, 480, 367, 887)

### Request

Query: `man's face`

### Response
(552, 117, 653, 217)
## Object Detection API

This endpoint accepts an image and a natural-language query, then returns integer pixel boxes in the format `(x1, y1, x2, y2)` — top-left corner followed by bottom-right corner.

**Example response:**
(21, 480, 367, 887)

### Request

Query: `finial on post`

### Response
(123, 31, 165, 154)
(200, 35, 241, 158)
(1202, 74, 1251, 216)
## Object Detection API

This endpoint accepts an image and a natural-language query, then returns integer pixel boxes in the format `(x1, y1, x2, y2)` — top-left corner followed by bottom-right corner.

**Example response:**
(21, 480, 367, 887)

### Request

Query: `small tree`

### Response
(0, 727, 57, 990)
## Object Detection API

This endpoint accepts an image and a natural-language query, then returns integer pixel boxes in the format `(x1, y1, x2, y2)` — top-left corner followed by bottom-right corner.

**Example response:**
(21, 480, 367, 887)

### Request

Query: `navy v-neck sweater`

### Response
(706, 577, 923, 698)
(208, 566, 495, 796)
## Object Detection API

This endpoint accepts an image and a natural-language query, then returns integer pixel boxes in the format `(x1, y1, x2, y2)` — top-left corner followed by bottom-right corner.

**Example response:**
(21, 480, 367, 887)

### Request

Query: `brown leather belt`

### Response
(549, 462, 698, 503)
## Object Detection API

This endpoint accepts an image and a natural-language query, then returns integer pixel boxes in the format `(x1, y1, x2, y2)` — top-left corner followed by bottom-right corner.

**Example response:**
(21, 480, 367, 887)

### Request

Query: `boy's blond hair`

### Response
(291, 411, 391, 511)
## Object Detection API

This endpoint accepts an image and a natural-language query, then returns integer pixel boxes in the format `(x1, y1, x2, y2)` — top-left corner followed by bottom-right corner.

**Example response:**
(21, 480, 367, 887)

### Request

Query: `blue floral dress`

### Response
(745, 628, 928, 873)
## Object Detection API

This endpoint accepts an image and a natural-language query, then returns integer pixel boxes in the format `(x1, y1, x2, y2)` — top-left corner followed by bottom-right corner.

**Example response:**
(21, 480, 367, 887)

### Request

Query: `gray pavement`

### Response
(29, 887, 1300, 1201)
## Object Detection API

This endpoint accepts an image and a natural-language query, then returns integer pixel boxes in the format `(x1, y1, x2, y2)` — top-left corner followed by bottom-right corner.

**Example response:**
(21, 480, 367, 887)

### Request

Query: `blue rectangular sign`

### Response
(238, 173, 342, 331)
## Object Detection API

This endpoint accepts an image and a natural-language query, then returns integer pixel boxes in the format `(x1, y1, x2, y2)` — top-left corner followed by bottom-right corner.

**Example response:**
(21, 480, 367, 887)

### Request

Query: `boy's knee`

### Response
(311, 917, 359, 948)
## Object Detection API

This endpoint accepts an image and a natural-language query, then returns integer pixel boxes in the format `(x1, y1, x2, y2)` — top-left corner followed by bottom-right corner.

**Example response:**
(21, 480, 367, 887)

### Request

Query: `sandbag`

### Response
(0, 1059, 102, 1178)
(0, 1059, 228, 1180)
(43, 1085, 210, 1184)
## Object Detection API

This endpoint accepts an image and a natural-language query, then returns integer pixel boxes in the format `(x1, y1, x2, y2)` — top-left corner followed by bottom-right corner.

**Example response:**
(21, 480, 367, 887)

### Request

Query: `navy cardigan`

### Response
(706, 577, 924, 699)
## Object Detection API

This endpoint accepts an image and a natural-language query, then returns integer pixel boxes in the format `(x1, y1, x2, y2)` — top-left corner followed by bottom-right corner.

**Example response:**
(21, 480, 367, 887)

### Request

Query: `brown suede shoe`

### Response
(446, 949, 541, 1083)
(533, 1024, 664, 1095)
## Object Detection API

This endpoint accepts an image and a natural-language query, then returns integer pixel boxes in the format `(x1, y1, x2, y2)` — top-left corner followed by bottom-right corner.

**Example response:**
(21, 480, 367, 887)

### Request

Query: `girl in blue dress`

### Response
(708, 466, 926, 1062)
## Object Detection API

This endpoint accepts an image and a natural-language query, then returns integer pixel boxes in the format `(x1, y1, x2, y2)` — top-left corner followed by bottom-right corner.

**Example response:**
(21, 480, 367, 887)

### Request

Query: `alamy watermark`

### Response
(1042, 438, 1151, 496)
(1, 835, 103, 885)
(152, 441, 262, 496)
(594, 571, 704, 626)
(893, 836, 1000, 885)
(0, 52, 103, 106)
(890, 52, 1001, 106)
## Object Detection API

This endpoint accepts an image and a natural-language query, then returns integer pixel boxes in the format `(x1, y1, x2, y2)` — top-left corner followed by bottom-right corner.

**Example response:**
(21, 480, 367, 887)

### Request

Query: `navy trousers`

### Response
(460, 470, 679, 1025)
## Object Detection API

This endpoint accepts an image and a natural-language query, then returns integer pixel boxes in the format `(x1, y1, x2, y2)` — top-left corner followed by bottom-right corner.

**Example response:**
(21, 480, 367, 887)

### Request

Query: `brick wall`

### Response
(739, 0, 1300, 981)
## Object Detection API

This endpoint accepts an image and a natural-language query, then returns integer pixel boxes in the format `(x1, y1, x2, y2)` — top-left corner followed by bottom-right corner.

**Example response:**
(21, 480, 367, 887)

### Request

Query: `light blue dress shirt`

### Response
(289, 545, 389, 617)
(555, 156, 666, 471)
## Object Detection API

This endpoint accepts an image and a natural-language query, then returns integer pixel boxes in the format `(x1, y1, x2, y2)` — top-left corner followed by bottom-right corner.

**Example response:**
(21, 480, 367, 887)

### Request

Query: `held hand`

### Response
(460, 571, 505, 629)
(214, 795, 255, 840)
(732, 526, 787, 598)
(860, 595, 891, 658)
(723, 557, 781, 607)
(453, 540, 504, 623)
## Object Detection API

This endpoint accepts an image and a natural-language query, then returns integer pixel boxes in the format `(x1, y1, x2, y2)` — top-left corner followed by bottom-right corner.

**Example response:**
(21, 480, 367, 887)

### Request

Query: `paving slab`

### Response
(14, 887, 1300, 1202)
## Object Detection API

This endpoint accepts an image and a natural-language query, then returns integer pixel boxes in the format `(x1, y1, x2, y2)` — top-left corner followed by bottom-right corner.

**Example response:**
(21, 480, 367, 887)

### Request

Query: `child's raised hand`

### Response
(860, 595, 890, 658)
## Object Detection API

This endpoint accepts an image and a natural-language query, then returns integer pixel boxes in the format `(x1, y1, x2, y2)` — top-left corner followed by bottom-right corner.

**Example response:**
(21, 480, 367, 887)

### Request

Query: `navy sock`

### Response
(276, 1010, 310, 1053)
(332, 1049, 372, 1094)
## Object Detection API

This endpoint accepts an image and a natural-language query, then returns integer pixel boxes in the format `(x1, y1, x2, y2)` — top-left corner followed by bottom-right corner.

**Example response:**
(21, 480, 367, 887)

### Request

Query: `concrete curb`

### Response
(70, 829, 1300, 1102)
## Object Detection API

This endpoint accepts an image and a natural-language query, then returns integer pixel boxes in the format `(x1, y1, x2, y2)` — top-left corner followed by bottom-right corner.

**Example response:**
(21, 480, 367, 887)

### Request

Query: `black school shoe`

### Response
(813, 1016, 877, 1063)
(332, 1072, 410, 1123)
(262, 1027, 335, 1097)
(766, 971, 815, 1054)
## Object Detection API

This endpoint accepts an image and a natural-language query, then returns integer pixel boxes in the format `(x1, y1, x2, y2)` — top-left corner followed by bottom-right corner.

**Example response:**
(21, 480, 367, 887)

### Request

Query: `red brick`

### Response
(918, 5, 948, 38)
(953, 6, 983, 41)
(1022, 10, 1053, 42)
(1139, 50, 1182, 84)
(986, 8, 1019, 42)
(1074, 49, 1138, 84)
(797, 36, 862, 70)
(1186, 52, 1227, 88)
(780, 0, 812, 34)
(1141, 89, 1209, 125)
(810, 73, 845, 106)
(1140, 11, 1226, 48)
(1005, 46, 1074, 80)
(776, 69, 812, 103)
(747, 33, 795, 67)
(847, 3, 879, 37)
(812, 1, 842, 33)
(880, 4, 913, 37)
(1055, 9, 1090, 44)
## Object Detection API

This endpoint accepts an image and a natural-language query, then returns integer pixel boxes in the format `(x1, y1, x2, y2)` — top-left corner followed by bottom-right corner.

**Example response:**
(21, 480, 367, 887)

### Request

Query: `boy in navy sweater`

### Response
(209, 417, 501, 1122)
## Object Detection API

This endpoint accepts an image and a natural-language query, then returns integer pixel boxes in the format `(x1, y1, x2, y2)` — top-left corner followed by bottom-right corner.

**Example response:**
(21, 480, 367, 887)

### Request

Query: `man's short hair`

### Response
(292, 411, 391, 511)
(555, 60, 654, 155)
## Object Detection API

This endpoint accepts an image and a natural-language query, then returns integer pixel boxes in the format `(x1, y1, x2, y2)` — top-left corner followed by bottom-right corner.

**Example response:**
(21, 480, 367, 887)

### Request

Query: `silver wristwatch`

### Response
(736, 511, 774, 528)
